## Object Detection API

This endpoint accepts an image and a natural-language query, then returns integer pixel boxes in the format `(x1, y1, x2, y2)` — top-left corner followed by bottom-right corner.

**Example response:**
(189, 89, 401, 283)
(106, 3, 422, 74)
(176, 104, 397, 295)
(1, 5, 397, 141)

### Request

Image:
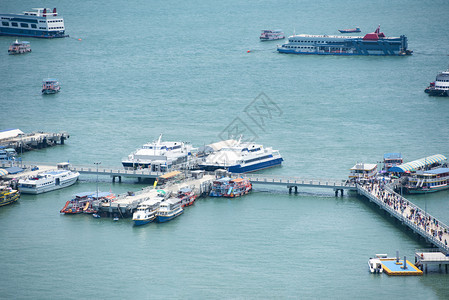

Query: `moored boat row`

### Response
(209, 176, 252, 197)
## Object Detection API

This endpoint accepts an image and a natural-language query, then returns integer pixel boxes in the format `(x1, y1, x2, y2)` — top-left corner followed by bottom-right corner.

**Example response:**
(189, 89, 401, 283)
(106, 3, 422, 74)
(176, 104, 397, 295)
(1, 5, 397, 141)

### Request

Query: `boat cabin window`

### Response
(20, 23, 29, 28)
(31, 24, 37, 28)
(2, 22, 8, 26)
(11, 22, 18, 27)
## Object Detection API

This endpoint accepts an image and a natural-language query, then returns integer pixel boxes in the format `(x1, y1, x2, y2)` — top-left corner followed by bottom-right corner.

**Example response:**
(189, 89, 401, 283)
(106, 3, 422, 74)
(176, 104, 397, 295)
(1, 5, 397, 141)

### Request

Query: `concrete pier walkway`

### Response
(357, 182, 449, 255)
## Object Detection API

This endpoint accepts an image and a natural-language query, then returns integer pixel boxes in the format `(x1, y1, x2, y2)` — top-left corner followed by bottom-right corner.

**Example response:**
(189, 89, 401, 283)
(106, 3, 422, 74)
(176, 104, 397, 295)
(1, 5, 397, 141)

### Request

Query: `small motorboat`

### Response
(93, 213, 101, 218)
(42, 78, 61, 94)
(338, 27, 361, 33)
(113, 216, 119, 221)
(8, 40, 31, 55)
(368, 254, 385, 273)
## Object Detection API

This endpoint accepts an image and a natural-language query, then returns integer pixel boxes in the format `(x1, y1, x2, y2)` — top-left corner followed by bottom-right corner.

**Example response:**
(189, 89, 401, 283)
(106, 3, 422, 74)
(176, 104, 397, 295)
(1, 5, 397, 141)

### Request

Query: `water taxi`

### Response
(348, 163, 378, 181)
(60, 191, 115, 214)
(18, 163, 79, 194)
(132, 198, 162, 226)
(209, 177, 231, 197)
(368, 255, 385, 273)
(260, 30, 285, 41)
(0, 185, 20, 207)
(223, 177, 252, 197)
(156, 198, 183, 223)
(42, 79, 60, 94)
(8, 40, 31, 54)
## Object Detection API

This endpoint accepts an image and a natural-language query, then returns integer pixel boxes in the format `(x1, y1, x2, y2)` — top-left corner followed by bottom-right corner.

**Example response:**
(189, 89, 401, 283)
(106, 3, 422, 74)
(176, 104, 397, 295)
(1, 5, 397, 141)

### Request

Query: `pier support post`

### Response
(294, 186, 298, 194)
(118, 176, 122, 183)
(340, 189, 344, 196)
(138, 177, 141, 183)
(61, 136, 65, 144)
(112, 176, 116, 183)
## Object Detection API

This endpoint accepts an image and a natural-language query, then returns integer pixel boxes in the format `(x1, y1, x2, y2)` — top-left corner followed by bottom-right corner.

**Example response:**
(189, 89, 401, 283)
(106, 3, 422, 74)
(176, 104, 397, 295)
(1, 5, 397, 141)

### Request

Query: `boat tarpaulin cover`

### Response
(5, 167, 24, 174)
(388, 154, 447, 173)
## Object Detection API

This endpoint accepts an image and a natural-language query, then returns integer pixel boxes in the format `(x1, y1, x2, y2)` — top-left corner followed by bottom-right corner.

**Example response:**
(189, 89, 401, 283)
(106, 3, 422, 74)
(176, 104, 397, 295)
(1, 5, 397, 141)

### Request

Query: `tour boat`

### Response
(0, 8, 67, 38)
(209, 177, 231, 197)
(18, 163, 79, 194)
(368, 257, 383, 273)
(177, 187, 196, 207)
(278, 25, 412, 56)
(132, 196, 164, 226)
(8, 40, 31, 54)
(223, 177, 252, 197)
(405, 168, 449, 194)
(425, 68, 449, 97)
(42, 79, 60, 94)
(338, 27, 361, 33)
(156, 198, 183, 223)
(260, 30, 285, 41)
(198, 138, 283, 173)
(0, 185, 20, 207)
(122, 134, 195, 172)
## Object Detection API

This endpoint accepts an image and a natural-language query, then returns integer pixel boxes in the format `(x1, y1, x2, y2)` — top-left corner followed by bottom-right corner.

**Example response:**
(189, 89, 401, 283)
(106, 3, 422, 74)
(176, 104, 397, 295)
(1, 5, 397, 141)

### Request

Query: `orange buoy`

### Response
(247, 50, 251, 53)
(78, 38, 82, 41)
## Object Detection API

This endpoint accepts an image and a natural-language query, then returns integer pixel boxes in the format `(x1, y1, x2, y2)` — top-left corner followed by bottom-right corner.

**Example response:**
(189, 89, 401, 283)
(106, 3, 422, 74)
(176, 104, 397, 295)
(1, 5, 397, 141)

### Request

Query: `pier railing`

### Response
(357, 184, 449, 254)
(227, 173, 357, 190)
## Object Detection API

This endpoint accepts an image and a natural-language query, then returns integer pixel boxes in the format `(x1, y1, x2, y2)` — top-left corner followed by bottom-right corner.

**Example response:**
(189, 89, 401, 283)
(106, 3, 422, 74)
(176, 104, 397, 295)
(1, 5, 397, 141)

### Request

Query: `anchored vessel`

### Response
(122, 134, 195, 172)
(277, 26, 412, 56)
(8, 40, 31, 54)
(338, 27, 361, 33)
(177, 187, 196, 207)
(425, 69, 449, 97)
(156, 198, 183, 223)
(0, 185, 20, 207)
(42, 79, 60, 94)
(199, 139, 283, 173)
(0, 8, 66, 38)
(368, 258, 383, 273)
(260, 30, 285, 41)
(223, 177, 252, 197)
(60, 191, 114, 214)
(18, 163, 79, 194)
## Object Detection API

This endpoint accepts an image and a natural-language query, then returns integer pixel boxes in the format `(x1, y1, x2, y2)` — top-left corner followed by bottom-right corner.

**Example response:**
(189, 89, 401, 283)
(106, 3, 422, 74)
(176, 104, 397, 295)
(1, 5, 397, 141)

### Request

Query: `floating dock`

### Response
(380, 258, 423, 276)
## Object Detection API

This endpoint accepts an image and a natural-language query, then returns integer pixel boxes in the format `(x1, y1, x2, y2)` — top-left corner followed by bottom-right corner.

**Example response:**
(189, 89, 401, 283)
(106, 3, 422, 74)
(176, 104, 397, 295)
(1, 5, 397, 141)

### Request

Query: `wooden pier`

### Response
(357, 183, 449, 255)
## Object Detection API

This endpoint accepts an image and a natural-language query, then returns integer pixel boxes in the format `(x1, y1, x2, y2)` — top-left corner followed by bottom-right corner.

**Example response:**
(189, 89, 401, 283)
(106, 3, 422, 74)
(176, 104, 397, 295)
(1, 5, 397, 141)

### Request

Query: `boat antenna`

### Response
(293, 27, 296, 36)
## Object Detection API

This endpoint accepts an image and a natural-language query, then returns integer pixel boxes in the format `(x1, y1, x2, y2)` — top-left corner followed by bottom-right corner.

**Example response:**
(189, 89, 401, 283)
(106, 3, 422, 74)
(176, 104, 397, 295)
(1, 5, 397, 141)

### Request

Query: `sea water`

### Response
(1, 0, 449, 298)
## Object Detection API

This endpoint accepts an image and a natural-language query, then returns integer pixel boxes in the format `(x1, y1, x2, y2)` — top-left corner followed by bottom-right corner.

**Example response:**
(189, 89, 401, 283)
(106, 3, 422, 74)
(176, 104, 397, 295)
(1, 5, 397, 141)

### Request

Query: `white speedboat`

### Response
(18, 163, 79, 194)
(132, 196, 164, 226)
(198, 138, 283, 173)
(260, 30, 285, 41)
(368, 257, 384, 273)
(122, 134, 195, 172)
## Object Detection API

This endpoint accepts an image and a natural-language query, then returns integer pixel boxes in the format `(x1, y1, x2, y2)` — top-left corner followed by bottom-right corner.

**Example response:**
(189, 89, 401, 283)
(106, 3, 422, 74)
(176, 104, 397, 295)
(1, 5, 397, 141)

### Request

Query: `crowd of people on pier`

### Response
(359, 179, 449, 248)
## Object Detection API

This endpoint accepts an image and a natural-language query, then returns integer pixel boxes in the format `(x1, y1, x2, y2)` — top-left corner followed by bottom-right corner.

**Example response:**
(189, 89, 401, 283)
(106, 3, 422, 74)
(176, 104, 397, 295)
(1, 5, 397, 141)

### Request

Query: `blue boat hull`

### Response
(0, 27, 67, 38)
(156, 210, 183, 223)
(133, 218, 156, 226)
(200, 157, 283, 173)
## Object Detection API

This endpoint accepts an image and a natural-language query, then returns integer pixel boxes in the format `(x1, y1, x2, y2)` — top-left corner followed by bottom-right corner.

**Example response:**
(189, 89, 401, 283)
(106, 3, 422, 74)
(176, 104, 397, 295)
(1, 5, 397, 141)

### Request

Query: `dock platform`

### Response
(380, 258, 423, 276)
(0, 130, 69, 152)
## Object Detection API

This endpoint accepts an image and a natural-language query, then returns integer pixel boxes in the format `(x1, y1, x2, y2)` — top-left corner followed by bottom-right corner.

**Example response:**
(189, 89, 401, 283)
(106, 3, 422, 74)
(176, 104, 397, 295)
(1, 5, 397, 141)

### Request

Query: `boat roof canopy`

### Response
(350, 163, 377, 171)
(159, 170, 181, 179)
(418, 167, 449, 175)
(388, 154, 447, 173)
(384, 153, 402, 160)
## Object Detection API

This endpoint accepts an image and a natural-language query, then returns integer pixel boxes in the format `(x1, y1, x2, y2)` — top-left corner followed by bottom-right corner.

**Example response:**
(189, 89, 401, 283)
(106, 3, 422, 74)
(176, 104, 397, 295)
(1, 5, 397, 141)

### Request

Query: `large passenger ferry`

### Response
(18, 163, 79, 194)
(277, 26, 412, 56)
(198, 139, 283, 173)
(0, 8, 67, 38)
(425, 68, 449, 97)
(122, 134, 195, 172)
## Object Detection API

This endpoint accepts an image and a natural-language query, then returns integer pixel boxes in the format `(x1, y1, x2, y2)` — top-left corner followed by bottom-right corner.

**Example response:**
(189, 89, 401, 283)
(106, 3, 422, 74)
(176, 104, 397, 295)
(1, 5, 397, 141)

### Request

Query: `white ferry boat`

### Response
(18, 163, 79, 194)
(132, 197, 163, 226)
(156, 198, 183, 223)
(42, 79, 60, 94)
(8, 40, 31, 54)
(0, 8, 67, 38)
(198, 138, 283, 173)
(349, 163, 378, 181)
(122, 134, 195, 172)
(425, 68, 449, 97)
(260, 30, 285, 41)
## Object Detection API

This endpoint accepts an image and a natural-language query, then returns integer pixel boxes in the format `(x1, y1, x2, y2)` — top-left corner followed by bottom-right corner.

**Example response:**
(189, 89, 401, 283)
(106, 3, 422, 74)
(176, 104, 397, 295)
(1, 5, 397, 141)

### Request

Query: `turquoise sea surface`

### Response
(1, 0, 449, 298)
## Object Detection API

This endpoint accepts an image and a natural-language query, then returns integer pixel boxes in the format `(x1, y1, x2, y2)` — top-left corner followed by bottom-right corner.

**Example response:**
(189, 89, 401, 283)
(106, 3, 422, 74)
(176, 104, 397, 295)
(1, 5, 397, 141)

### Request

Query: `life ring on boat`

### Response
(421, 253, 424, 259)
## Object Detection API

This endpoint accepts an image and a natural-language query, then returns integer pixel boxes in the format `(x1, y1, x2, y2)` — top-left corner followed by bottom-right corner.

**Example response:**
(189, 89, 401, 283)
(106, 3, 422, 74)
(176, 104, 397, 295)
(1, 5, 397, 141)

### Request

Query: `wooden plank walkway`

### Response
(357, 183, 449, 255)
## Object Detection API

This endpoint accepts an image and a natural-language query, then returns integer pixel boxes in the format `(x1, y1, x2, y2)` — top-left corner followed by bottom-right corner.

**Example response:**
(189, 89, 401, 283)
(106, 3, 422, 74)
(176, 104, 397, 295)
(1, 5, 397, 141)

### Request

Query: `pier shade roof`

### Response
(388, 154, 447, 173)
